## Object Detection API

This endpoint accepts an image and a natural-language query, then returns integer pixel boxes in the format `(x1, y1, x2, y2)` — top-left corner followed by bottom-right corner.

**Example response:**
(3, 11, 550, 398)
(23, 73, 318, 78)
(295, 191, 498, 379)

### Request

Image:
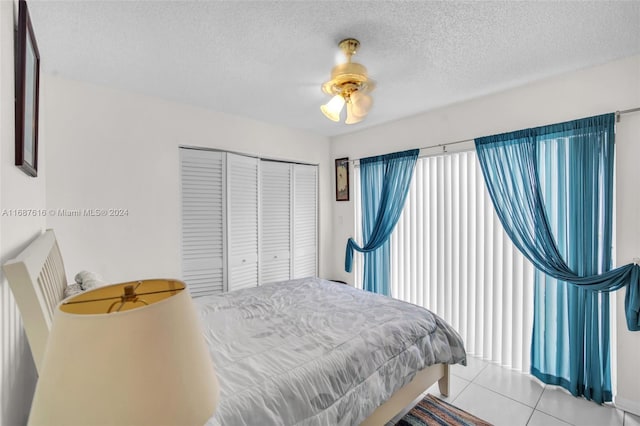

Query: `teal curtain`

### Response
(475, 113, 640, 403)
(345, 149, 419, 295)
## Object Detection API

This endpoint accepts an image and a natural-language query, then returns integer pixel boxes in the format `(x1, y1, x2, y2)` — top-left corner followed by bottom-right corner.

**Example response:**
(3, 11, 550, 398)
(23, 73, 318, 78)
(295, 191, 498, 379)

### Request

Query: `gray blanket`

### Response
(195, 277, 466, 426)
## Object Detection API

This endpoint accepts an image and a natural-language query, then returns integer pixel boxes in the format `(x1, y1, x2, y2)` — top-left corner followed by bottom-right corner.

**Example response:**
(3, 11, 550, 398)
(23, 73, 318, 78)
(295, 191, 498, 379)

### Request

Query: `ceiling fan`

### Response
(320, 38, 375, 125)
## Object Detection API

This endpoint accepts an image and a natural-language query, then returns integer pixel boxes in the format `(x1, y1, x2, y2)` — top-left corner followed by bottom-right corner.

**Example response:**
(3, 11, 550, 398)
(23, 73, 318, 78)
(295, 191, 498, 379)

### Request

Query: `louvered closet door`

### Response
(292, 164, 318, 278)
(180, 148, 225, 296)
(227, 153, 259, 291)
(260, 161, 291, 284)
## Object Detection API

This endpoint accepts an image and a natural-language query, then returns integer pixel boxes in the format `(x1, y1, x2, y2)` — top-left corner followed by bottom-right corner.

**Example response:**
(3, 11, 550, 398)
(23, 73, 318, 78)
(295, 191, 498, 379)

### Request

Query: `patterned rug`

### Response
(395, 394, 493, 426)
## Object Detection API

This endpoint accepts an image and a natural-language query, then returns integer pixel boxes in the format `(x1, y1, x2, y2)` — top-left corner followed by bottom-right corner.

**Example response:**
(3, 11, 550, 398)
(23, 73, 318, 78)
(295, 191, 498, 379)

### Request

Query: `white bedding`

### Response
(195, 277, 466, 426)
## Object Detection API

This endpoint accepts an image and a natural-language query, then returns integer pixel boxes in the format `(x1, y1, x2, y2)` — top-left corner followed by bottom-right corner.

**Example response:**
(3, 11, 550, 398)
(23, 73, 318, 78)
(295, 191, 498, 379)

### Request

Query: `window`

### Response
(355, 150, 535, 371)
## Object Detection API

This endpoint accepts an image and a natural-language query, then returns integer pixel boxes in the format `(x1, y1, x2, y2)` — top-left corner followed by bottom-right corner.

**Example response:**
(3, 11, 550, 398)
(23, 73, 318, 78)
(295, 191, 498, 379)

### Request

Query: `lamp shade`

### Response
(28, 279, 218, 426)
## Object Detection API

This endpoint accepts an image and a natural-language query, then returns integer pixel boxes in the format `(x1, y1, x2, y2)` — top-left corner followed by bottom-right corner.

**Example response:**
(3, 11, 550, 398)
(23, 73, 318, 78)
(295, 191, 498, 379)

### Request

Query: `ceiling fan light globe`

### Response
(345, 102, 364, 125)
(321, 95, 345, 122)
(350, 91, 373, 116)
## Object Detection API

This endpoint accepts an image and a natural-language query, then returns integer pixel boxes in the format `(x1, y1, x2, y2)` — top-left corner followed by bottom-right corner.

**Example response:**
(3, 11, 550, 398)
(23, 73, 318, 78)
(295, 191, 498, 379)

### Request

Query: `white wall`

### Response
(42, 75, 332, 285)
(614, 109, 640, 415)
(330, 55, 640, 412)
(0, 1, 46, 424)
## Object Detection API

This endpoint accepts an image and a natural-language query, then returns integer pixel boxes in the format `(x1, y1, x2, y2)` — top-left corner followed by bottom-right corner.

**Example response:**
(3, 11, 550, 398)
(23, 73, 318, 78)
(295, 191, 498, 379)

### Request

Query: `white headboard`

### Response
(2, 229, 68, 373)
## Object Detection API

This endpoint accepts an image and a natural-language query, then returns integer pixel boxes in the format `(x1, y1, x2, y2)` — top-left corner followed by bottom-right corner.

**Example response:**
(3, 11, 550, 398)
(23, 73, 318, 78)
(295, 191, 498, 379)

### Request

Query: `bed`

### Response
(3, 230, 467, 425)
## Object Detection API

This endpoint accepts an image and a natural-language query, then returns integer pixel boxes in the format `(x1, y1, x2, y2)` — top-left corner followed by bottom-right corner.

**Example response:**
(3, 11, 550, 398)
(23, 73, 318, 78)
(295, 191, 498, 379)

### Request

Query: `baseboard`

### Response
(615, 395, 640, 416)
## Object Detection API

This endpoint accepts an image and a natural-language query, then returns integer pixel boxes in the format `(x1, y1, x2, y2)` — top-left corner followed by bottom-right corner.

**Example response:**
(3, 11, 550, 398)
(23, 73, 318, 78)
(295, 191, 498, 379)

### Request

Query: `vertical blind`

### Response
(354, 150, 535, 372)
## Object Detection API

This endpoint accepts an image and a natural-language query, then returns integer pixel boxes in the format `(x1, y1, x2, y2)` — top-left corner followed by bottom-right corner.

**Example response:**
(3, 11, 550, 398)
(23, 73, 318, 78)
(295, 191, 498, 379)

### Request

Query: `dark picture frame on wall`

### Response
(15, 0, 40, 177)
(335, 157, 349, 201)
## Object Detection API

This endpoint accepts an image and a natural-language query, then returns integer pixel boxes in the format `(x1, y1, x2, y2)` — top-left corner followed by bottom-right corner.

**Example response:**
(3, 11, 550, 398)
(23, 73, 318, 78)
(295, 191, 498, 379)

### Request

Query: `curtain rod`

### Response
(616, 107, 640, 122)
(347, 108, 640, 164)
(347, 138, 474, 164)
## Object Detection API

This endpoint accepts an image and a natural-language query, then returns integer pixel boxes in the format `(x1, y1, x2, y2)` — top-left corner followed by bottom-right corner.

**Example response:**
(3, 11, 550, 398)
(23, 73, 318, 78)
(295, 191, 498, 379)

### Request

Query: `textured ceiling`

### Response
(27, 1, 640, 137)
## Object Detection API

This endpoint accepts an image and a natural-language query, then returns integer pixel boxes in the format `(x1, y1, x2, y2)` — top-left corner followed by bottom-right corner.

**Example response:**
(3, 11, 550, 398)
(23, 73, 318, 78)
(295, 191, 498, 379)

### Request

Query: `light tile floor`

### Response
(389, 356, 639, 426)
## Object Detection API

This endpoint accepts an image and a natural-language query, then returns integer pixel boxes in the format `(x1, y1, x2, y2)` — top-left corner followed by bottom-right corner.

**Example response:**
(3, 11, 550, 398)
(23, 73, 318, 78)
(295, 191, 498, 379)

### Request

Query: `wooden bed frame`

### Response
(2, 229, 67, 373)
(2, 229, 450, 425)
